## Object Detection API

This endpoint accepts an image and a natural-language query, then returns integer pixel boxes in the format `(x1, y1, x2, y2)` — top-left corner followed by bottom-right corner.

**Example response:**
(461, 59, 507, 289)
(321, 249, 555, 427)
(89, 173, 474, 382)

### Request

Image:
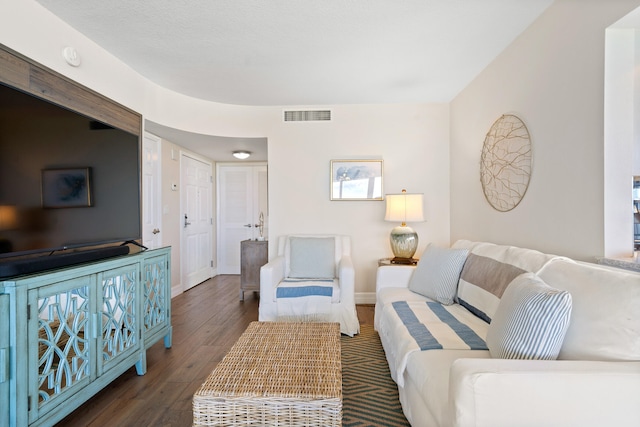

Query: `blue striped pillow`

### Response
(486, 273, 572, 360)
(408, 244, 469, 305)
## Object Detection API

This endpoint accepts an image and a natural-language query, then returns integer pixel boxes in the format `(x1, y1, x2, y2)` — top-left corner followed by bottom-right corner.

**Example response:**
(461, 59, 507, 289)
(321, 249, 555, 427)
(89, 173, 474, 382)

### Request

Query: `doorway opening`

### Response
(143, 119, 268, 295)
(216, 164, 268, 274)
(604, 10, 640, 258)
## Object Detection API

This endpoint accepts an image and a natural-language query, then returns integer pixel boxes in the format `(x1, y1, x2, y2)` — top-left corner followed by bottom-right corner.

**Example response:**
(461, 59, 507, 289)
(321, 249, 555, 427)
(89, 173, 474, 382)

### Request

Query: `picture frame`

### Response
(330, 159, 383, 201)
(42, 167, 92, 208)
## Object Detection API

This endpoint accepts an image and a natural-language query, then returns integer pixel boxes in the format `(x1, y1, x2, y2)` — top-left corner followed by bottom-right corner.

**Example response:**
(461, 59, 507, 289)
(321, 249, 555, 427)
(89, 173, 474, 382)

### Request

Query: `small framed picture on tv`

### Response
(42, 167, 93, 208)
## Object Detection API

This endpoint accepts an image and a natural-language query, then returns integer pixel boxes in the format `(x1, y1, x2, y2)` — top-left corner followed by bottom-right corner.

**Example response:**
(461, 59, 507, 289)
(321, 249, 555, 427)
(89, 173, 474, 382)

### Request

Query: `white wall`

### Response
(450, 0, 640, 261)
(1, 0, 450, 298)
(158, 138, 182, 297)
(604, 28, 636, 257)
(266, 104, 450, 298)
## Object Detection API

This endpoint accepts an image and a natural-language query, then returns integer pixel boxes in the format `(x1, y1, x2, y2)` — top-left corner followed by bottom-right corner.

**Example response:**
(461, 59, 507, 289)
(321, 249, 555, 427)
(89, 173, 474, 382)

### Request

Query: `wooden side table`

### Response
(378, 257, 419, 266)
(240, 239, 268, 300)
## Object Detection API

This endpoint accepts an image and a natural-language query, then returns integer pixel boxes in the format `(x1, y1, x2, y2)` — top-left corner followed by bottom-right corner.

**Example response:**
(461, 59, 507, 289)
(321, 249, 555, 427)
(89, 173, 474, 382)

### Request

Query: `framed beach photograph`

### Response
(330, 159, 383, 201)
(42, 167, 92, 208)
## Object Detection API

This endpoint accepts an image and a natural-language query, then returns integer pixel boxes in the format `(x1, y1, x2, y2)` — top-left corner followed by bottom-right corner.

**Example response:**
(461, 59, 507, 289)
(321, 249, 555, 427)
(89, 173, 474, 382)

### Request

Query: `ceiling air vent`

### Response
(284, 110, 331, 122)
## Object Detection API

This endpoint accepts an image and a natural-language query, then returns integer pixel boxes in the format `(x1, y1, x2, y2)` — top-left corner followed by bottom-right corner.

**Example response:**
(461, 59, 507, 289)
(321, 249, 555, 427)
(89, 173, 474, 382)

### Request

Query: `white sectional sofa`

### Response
(374, 240, 640, 427)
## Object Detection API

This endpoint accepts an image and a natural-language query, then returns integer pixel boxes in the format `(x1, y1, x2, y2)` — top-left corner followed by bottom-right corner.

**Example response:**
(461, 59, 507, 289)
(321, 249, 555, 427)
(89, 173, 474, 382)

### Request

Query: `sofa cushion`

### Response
(377, 286, 431, 307)
(408, 244, 469, 305)
(375, 286, 430, 332)
(275, 279, 341, 303)
(403, 348, 491, 427)
(486, 273, 572, 360)
(537, 259, 640, 361)
(452, 240, 558, 323)
(378, 300, 489, 385)
(288, 236, 335, 279)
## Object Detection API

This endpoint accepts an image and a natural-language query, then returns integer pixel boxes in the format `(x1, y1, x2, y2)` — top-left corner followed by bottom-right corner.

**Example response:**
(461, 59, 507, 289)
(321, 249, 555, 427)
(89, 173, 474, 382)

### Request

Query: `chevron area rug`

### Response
(341, 324, 411, 427)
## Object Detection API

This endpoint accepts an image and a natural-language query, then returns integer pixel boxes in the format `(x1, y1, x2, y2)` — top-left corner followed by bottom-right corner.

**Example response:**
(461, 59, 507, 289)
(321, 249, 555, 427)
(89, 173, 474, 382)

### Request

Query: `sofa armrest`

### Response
(338, 255, 355, 305)
(259, 256, 285, 303)
(450, 358, 640, 427)
(375, 265, 415, 292)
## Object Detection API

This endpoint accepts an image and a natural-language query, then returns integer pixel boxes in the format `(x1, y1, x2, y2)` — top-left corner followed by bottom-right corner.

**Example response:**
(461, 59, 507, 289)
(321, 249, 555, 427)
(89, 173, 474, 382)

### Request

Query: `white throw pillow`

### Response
(288, 236, 335, 279)
(486, 273, 572, 360)
(408, 244, 469, 305)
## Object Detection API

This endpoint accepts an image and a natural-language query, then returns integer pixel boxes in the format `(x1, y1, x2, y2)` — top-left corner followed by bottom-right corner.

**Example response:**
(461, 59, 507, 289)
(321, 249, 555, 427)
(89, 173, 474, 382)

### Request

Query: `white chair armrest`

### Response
(338, 255, 355, 304)
(259, 256, 285, 302)
(375, 265, 415, 292)
(450, 358, 640, 427)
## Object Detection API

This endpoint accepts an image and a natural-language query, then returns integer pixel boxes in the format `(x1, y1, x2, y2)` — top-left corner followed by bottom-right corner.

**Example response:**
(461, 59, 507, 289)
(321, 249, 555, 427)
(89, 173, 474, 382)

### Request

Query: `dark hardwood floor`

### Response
(56, 275, 375, 426)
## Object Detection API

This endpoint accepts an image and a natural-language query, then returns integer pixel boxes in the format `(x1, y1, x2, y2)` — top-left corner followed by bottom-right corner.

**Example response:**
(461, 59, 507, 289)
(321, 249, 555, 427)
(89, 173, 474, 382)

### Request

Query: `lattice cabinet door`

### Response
(0, 293, 8, 427)
(97, 263, 141, 376)
(3, 248, 172, 427)
(28, 274, 95, 424)
(142, 252, 172, 349)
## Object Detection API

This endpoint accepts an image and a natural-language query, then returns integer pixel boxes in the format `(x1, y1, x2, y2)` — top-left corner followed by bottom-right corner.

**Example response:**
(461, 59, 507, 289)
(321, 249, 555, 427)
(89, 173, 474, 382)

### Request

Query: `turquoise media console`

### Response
(0, 247, 172, 427)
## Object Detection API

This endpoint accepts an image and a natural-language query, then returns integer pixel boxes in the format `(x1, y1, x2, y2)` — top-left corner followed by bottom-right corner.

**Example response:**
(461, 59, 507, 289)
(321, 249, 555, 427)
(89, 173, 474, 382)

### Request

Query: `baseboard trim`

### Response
(355, 292, 376, 305)
(171, 285, 182, 298)
(171, 279, 377, 305)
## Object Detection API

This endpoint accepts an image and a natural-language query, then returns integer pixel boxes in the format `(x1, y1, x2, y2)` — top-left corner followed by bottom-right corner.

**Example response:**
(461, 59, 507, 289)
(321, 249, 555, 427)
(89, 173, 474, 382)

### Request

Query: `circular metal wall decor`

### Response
(480, 114, 532, 212)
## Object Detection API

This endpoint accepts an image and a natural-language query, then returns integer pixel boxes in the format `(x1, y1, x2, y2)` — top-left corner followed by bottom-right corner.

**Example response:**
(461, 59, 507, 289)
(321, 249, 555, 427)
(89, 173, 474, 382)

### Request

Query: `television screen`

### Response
(0, 83, 141, 260)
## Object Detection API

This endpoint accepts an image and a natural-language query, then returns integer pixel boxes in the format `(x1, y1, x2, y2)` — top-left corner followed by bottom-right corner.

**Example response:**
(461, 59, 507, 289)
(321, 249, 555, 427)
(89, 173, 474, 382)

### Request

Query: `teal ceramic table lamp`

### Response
(384, 189, 424, 264)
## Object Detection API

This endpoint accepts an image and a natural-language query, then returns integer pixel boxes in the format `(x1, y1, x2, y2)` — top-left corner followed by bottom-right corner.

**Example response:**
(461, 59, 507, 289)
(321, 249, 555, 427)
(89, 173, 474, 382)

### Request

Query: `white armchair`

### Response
(258, 235, 360, 336)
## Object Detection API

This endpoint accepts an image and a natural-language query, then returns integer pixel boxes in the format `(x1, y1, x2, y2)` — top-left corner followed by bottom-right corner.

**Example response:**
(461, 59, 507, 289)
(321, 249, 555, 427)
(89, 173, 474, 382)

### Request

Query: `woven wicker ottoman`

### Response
(193, 321, 342, 426)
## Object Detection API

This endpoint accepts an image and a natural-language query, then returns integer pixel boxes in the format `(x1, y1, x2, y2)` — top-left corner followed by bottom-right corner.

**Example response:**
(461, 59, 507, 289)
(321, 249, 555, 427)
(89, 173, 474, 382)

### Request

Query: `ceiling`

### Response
(34, 0, 554, 161)
(145, 120, 268, 163)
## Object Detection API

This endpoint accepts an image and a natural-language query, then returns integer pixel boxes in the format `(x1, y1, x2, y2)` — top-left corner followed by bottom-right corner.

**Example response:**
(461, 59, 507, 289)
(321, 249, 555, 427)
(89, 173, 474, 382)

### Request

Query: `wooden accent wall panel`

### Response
(0, 44, 141, 136)
(0, 48, 30, 90)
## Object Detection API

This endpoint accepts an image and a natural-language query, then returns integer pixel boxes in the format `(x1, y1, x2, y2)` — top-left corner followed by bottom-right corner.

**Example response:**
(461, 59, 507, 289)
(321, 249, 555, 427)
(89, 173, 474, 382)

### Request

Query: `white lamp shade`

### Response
(384, 193, 424, 224)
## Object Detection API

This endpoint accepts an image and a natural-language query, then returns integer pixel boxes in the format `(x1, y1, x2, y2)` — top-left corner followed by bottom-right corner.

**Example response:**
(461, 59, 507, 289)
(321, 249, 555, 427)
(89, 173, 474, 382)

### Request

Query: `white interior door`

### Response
(142, 133, 162, 249)
(217, 164, 268, 274)
(181, 154, 213, 290)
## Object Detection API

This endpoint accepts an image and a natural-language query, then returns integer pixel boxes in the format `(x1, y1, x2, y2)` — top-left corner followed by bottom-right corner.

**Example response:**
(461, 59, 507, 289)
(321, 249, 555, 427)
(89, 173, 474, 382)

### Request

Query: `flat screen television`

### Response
(0, 82, 141, 277)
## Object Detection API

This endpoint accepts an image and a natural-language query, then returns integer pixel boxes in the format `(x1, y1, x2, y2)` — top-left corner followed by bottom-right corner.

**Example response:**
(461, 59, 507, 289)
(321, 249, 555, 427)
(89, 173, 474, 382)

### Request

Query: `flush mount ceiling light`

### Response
(232, 150, 251, 160)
